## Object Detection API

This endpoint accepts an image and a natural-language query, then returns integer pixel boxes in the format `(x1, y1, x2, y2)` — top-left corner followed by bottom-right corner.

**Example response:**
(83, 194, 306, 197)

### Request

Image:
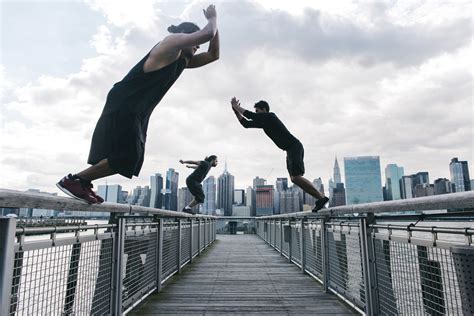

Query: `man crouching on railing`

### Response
(179, 155, 218, 214)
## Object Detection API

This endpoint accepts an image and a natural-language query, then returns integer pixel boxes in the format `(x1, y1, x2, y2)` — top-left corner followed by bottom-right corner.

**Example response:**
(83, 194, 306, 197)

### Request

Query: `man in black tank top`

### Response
(231, 97, 329, 212)
(56, 5, 220, 204)
(180, 155, 218, 215)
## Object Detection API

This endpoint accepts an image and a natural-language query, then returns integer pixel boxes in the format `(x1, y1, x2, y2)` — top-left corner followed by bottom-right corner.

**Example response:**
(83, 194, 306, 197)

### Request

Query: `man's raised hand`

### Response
(203, 4, 216, 20)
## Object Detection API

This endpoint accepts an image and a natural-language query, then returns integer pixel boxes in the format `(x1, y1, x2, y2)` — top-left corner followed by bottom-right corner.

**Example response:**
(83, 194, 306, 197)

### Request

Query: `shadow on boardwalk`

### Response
(130, 234, 357, 315)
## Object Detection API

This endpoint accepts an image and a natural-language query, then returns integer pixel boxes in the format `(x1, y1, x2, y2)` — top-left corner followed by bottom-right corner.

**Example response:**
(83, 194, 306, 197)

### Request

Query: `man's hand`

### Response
(231, 97, 241, 110)
(179, 159, 184, 164)
(203, 4, 216, 20)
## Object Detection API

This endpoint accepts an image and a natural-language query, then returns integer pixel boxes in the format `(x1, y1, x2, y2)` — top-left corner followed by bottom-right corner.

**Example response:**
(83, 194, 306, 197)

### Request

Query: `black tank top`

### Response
(102, 52, 187, 118)
(189, 161, 212, 182)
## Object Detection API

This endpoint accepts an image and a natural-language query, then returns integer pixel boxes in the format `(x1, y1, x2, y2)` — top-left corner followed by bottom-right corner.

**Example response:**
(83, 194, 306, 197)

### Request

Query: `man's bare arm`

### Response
(187, 31, 220, 68)
(179, 159, 200, 165)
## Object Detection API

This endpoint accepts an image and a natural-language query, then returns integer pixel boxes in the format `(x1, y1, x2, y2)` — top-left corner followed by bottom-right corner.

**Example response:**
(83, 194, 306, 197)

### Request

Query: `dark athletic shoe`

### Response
(57, 174, 98, 204)
(83, 182, 105, 204)
(182, 207, 196, 215)
(312, 197, 329, 212)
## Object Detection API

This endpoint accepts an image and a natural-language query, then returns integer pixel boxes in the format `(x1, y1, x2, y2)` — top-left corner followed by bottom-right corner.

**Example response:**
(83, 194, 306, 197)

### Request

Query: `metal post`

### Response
(300, 218, 306, 273)
(189, 219, 194, 263)
(198, 219, 202, 255)
(288, 220, 293, 262)
(111, 217, 125, 315)
(0, 218, 16, 316)
(177, 219, 182, 274)
(274, 220, 277, 249)
(360, 216, 376, 316)
(156, 219, 163, 292)
(321, 216, 330, 293)
(280, 220, 283, 256)
(64, 237, 82, 314)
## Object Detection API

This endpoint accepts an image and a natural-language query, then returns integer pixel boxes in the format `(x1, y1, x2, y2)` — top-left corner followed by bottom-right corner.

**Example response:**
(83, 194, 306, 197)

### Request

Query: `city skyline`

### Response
(1, 1, 472, 195)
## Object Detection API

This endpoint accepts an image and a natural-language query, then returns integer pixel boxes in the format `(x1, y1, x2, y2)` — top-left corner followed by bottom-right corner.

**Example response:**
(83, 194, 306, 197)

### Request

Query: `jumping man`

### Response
(57, 5, 220, 204)
(231, 97, 329, 212)
(180, 155, 218, 215)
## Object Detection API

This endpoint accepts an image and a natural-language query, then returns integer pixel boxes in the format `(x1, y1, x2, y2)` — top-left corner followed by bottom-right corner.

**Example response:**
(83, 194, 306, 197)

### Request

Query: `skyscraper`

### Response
(255, 185, 274, 216)
(274, 177, 288, 214)
(385, 164, 404, 200)
(434, 178, 452, 195)
(400, 175, 415, 199)
(128, 186, 151, 207)
(333, 183, 346, 206)
(246, 186, 255, 216)
(217, 168, 234, 216)
(344, 156, 383, 205)
(149, 173, 163, 209)
(253, 176, 266, 188)
(234, 189, 245, 205)
(164, 168, 179, 211)
(178, 187, 194, 212)
(333, 157, 342, 184)
(279, 187, 300, 214)
(275, 178, 288, 191)
(97, 184, 125, 203)
(202, 176, 216, 214)
(449, 158, 471, 192)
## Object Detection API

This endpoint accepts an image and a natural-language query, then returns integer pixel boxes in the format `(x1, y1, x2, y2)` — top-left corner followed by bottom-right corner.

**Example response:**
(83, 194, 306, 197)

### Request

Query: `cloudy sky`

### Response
(1, 0, 472, 195)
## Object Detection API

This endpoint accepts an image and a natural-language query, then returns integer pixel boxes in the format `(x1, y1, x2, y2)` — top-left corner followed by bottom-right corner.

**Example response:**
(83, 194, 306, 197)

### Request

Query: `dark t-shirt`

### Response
(188, 161, 212, 182)
(239, 110, 299, 150)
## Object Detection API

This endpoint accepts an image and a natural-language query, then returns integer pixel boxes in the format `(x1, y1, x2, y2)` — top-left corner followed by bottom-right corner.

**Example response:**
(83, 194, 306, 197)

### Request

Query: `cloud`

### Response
(1, 0, 472, 194)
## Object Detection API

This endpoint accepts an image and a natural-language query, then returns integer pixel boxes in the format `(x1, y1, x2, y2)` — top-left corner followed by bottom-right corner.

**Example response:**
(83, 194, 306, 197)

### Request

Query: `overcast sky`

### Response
(1, 0, 472, 195)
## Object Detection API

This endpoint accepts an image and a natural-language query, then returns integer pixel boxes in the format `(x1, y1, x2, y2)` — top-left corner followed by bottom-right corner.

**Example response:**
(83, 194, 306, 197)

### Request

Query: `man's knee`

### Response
(290, 175, 300, 183)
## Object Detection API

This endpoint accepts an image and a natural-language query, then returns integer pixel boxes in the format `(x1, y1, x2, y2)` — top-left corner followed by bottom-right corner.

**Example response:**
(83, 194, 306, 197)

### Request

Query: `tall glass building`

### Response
(385, 164, 404, 200)
(344, 156, 383, 205)
(164, 168, 179, 211)
(202, 176, 216, 214)
(449, 158, 471, 192)
(149, 173, 163, 208)
(217, 169, 234, 216)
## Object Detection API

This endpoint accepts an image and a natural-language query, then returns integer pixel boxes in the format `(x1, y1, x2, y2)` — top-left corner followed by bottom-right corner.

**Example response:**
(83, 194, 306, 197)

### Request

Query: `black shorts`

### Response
(286, 141, 305, 177)
(186, 177, 205, 203)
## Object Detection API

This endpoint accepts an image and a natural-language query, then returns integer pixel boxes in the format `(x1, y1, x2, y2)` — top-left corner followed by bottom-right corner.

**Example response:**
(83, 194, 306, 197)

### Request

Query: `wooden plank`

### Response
(130, 235, 357, 315)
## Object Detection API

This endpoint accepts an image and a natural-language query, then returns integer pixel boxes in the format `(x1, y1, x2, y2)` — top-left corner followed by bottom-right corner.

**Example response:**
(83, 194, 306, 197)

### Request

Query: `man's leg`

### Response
(76, 158, 117, 181)
(186, 199, 200, 209)
(290, 175, 325, 200)
(57, 159, 117, 204)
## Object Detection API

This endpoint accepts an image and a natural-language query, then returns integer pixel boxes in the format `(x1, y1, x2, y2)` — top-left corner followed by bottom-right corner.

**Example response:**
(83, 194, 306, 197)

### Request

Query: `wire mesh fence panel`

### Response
(200, 222, 205, 250)
(275, 223, 281, 251)
(181, 223, 191, 264)
(291, 222, 301, 264)
(122, 223, 158, 310)
(304, 221, 323, 279)
(374, 238, 464, 315)
(282, 222, 290, 257)
(192, 222, 199, 257)
(327, 223, 365, 309)
(10, 230, 114, 316)
(162, 222, 179, 279)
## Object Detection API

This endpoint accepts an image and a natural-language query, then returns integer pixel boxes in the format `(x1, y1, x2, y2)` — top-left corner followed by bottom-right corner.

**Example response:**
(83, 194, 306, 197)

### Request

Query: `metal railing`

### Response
(0, 189, 216, 315)
(256, 191, 474, 315)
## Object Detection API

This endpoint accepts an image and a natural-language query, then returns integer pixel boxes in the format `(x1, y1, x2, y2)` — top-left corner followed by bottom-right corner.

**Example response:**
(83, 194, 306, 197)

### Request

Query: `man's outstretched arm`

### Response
(231, 97, 259, 128)
(187, 31, 220, 68)
(179, 159, 200, 165)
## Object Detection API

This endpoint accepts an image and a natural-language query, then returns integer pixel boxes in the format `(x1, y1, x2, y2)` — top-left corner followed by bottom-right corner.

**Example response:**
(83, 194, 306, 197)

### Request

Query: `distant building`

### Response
(128, 186, 151, 207)
(385, 164, 404, 200)
(253, 176, 266, 189)
(178, 187, 194, 212)
(163, 168, 179, 211)
(255, 185, 274, 216)
(232, 205, 251, 217)
(20, 189, 58, 217)
(332, 183, 346, 206)
(434, 178, 452, 195)
(202, 176, 216, 214)
(279, 188, 300, 214)
(413, 184, 435, 197)
(149, 173, 163, 209)
(217, 166, 234, 216)
(246, 186, 255, 216)
(449, 158, 471, 192)
(97, 184, 125, 203)
(400, 175, 415, 199)
(234, 189, 245, 205)
(344, 156, 383, 205)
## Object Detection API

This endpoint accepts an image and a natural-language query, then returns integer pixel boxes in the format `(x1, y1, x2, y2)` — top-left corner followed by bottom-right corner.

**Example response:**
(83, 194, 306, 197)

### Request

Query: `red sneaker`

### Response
(83, 182, 105, 204)
(56, 175, 98, 204)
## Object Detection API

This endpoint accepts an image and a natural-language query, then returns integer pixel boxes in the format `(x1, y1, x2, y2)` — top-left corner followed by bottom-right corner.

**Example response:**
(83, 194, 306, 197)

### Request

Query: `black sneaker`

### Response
(182, 207, 196, 215)
(312, 197, 329, 212)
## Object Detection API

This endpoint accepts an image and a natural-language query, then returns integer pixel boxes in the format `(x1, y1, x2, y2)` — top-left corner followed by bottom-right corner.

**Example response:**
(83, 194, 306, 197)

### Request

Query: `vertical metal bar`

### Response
(63, 239, 82, 314)
(198, 219, 202, 255)
(280, 220, 283, 256)
(189, 219, 194, 263)
(111, 217, 125, 316)
(0, 218, 16, 316)
(274, 220, 277, 249)
(177, 219, 182, 274)
(156, 219, 163, 292)
(360, 216, 375, 316)
(288, 220, 293, 262)
(301, 218, 306, 273)
(321, 216, 330, 293)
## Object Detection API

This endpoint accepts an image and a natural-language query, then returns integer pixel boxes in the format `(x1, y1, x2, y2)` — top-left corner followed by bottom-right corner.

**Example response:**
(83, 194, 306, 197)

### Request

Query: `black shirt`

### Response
(239, 110, 299, 151)
(189, 161, 212, 182)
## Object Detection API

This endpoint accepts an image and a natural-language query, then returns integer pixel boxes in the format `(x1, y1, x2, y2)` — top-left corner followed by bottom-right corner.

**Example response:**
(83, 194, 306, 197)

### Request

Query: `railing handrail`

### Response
(0, 189, 216, 219)
(258, 191, 474, 219)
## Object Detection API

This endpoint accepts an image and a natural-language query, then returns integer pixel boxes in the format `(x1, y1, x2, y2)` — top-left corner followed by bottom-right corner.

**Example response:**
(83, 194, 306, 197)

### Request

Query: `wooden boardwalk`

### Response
(130, 234, 357, 315)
